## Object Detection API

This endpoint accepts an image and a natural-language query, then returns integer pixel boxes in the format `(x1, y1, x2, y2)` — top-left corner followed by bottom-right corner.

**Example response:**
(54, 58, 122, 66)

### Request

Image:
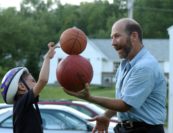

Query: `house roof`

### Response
(90, 39, 169, 62)
(90, 39, 120, 61)
(143, 39, 169, 62)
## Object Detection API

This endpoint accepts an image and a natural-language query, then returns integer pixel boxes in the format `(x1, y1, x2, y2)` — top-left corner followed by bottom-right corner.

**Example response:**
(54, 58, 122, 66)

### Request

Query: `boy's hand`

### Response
(44, 42, 58, 59)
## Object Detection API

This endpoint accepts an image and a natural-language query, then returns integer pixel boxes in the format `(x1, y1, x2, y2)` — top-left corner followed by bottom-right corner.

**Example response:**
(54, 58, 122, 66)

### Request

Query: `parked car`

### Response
(39, 100, 118, 122)
(0, 103, 12, 109)
(0, 104, 116, 133)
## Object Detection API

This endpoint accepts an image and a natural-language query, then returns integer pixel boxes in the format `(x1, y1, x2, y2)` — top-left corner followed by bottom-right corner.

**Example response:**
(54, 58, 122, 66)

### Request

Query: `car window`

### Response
(41, 109, 88, 131)
(41, 112, 66, 129)
(0, 116, 13, 128)
(69, 105, 94, 117)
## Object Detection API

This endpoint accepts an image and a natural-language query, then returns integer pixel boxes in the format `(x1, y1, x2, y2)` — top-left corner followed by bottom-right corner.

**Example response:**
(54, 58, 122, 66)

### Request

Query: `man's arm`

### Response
(103, 109, 117, 119)
(64, 83, 131, 112)
(88, 96, 130, 112)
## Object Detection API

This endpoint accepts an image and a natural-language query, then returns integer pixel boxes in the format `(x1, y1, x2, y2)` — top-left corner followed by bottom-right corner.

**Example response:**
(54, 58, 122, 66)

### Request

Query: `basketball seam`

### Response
(76, 31, 86, 54)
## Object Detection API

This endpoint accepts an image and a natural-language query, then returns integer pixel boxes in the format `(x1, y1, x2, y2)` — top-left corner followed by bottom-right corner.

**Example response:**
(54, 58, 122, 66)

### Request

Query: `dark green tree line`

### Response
(134, 0, 173, 38)
(0, 0, 173, 80)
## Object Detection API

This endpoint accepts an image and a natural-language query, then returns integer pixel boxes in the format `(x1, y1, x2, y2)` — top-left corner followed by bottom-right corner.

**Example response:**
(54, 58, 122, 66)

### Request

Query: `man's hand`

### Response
(63, 83, 91, 100)
(88, 115, 110, 133)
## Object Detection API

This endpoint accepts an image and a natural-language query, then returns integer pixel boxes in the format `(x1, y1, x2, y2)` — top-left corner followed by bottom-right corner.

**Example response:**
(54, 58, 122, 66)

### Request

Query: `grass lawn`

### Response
(0, 85, 115, 103)
(39, 85, 115, 101)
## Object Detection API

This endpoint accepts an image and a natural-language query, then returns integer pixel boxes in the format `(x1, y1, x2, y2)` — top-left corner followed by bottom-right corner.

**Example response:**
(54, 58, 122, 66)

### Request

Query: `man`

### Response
(64, 18, 167, 133)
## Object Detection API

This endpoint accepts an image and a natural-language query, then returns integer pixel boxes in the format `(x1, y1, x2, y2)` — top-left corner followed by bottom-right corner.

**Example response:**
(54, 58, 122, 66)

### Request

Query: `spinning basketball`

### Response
(60, 27, 87, 55)
(56, 55, 93, 92)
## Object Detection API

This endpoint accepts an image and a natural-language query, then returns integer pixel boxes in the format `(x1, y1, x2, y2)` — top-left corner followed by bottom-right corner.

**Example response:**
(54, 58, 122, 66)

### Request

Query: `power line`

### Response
(135, 6, 173, 13)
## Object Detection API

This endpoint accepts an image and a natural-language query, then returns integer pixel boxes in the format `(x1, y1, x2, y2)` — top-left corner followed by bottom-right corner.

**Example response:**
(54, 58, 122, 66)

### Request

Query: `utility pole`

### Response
(127, 0, 134, 18)
(167, 26, 173, 133)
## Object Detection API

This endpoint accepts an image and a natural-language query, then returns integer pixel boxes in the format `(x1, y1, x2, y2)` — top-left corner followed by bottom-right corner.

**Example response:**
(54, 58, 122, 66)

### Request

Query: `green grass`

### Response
(39, 85, 115, 101)
(0, 85, 115, 103)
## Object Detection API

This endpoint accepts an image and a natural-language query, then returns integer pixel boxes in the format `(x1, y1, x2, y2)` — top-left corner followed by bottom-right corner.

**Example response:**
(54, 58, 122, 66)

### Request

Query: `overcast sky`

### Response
(0, 0, 113, 10)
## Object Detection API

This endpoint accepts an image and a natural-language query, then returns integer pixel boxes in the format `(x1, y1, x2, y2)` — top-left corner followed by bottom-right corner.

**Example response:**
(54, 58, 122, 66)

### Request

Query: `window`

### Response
(0, 116, 13, 128)
(41, 109, 88, 131)
(69, 105, 94, 117)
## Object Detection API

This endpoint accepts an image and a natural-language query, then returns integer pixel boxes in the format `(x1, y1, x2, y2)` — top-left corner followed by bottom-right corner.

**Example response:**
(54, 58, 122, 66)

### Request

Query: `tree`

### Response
(0, 0, 172, 80)
(134, 0, 173, 38)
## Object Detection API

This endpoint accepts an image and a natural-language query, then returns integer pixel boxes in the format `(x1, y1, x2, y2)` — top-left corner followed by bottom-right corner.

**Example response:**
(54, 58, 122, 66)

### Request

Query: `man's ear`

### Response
(130, 32, 138, 41)
(130, 32, 140, 47)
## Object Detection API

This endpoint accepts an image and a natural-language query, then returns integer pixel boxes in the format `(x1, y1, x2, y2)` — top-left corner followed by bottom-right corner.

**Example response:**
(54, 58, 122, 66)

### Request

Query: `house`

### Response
(48, 38, 169, 86)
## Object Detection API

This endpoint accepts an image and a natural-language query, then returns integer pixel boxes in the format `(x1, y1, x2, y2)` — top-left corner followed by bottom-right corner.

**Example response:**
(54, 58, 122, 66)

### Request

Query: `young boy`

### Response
(0, 42, 57, 133)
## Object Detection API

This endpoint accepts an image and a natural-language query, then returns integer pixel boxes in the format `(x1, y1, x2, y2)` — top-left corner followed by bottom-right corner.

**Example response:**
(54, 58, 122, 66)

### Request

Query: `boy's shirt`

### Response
(13, 89, 43, 133)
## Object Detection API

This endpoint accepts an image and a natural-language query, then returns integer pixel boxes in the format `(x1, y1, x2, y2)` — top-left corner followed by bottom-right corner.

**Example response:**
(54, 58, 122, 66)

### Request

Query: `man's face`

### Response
(111, 23, 133, 59)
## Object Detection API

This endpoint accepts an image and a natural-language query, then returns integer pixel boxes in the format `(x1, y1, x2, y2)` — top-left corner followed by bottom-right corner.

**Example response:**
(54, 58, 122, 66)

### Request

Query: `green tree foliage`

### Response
(0, 8, 28, 69)
(134, 0, 173, 38)
(0, 0, 172, 80)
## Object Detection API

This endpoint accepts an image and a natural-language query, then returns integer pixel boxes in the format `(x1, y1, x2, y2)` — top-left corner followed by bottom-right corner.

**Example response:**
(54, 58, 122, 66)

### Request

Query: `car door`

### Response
(41, 109, 92, 133)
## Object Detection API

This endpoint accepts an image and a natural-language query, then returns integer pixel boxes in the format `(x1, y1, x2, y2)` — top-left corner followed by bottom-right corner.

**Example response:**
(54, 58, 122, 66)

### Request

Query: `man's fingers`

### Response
(85, 83, 89, 89)
(76, 72, 86, 88)
(92, 127, 97, 133)
(87, 117, 97, 122)
(97, 130, 108, 133)
(63, 88, 77, 96)
(87, 116, 97, 121)
(92, 129, 108, 133)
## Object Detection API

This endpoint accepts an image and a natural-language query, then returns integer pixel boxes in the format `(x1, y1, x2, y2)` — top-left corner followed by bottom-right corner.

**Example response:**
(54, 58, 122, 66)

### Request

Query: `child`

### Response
(0, 42, 57, 133)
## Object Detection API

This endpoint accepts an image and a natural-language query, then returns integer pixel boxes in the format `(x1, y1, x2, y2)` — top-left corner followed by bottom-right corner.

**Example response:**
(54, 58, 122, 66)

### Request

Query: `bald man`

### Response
(64, 18, 166, 133)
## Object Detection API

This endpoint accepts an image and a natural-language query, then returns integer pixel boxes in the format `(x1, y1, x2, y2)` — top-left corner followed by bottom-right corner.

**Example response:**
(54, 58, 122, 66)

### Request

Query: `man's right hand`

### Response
(63, 83, 91, 100)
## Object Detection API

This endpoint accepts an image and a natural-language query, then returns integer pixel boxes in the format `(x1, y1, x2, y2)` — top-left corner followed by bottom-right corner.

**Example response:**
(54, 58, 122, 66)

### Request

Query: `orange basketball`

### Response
(60, 27, 87, 55)
(56, 55, 93, 92)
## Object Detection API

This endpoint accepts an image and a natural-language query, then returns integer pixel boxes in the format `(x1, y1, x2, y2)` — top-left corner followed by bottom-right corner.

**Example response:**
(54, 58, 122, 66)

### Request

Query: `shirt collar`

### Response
(120, 47, 147, 70)
(129, 47, 147, 67)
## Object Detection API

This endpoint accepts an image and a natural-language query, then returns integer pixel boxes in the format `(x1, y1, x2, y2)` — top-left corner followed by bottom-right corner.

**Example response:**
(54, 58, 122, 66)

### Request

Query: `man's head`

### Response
(111, 18, 143, 60)
(0, 67, 35, 104)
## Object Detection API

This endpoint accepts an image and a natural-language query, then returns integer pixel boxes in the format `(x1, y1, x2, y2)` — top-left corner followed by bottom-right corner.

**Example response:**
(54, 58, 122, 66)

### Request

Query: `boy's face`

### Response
(25, 74, 36, 88)
(18, 74, 36, 95)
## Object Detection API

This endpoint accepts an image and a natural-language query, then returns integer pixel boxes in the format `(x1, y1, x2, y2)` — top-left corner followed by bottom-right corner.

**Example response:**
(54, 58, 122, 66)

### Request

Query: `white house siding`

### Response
(81, 39, 107, 85)
(102, 60, 114, 72)
(48, 47, 68, 84)
(168, 26, 173, 133)
(164, 61, 169, 73)
(90, 58, 103, 84)
(48, 39, 107, 85)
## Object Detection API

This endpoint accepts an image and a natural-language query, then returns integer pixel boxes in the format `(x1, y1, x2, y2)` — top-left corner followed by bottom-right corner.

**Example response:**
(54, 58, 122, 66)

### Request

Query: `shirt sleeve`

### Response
(122, 66, 155, 109)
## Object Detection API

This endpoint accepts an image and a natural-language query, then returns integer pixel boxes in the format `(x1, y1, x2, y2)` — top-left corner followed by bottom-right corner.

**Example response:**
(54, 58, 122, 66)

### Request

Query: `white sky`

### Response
(0, 0, 113, 10)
